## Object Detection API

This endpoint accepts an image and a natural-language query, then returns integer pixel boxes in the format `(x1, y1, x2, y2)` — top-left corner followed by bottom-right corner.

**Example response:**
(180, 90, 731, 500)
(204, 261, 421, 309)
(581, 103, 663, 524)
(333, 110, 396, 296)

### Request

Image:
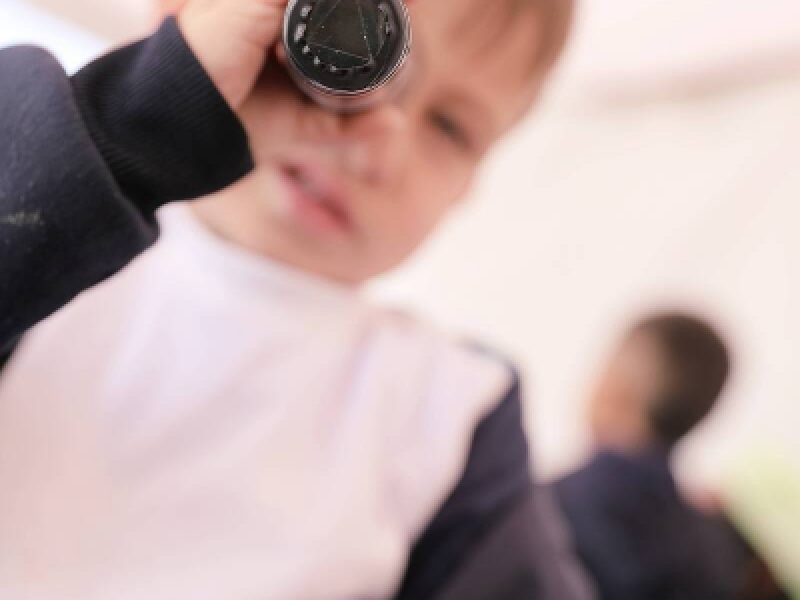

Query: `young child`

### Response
(0, 0, 588, 598)
(553, 313, 737, 600)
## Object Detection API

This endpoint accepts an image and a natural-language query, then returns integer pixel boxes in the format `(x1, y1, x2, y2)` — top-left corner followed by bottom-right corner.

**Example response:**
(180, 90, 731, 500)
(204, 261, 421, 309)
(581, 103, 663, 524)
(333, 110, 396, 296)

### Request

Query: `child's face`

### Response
(195, 0, 547, 284)
(590, 333, 666, 450)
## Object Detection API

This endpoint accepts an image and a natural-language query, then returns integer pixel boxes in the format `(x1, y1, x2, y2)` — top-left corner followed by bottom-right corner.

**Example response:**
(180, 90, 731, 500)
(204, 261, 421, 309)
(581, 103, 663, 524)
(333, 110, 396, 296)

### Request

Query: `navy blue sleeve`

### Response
(0, 347, 11, 372)
(0, 17, 252, 352)
(393, 373, 531, 600)
(394, 372, 595, 600)
(433, 486, 597, 600)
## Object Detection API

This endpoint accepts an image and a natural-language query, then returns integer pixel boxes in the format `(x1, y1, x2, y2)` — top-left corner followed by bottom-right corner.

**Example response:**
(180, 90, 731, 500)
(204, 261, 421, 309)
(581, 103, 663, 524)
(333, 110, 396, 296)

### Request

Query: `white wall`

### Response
(560, 0, 800, 87)
(374, 76, 799, 490)
(364, 1, 800, 489)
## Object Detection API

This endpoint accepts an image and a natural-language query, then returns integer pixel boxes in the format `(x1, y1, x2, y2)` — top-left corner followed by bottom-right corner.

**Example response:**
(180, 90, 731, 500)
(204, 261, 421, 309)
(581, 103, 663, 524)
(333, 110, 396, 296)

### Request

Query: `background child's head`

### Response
(590, 313, 731, 452)
(189, 0, 574, 284)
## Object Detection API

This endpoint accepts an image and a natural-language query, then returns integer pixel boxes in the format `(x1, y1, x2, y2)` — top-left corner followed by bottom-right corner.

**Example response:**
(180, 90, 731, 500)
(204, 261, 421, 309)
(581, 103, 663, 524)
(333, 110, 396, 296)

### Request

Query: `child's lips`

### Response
(278, 162, 356, 237)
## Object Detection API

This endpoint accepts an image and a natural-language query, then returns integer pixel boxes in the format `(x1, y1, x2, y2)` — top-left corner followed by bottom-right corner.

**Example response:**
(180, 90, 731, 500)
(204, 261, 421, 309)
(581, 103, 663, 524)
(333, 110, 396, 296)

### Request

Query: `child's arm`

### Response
(426, 486, 597, 600)
(394, 376, 595, 600)
(0, 349, 11, 373)
(0, 18, 252, 354)
(0, 0, 295, 354)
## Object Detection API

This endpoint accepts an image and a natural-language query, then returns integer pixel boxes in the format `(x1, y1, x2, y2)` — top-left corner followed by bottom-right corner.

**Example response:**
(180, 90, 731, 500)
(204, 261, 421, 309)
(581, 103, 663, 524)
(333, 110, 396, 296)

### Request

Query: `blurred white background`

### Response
(3, 0, 798, 566)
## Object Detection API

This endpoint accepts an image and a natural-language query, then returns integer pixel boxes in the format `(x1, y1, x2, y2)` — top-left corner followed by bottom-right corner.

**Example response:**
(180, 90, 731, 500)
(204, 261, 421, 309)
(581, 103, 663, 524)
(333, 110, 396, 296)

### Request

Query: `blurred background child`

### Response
(553, 313, 789, 600)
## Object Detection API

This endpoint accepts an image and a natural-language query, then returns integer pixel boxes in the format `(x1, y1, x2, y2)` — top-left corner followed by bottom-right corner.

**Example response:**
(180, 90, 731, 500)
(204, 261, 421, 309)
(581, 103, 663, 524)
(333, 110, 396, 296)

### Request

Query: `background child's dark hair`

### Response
(633, 313, 732, 446)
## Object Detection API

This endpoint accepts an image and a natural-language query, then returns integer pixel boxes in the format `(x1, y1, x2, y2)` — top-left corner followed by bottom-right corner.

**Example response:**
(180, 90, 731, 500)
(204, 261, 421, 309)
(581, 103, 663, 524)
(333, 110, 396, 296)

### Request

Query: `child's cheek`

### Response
(240, 90, 301, 161)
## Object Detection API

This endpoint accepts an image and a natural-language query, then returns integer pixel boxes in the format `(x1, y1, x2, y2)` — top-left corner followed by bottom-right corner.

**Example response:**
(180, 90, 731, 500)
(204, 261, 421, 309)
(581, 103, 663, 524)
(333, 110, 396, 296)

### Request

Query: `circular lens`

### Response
(283, 0, 412, 110)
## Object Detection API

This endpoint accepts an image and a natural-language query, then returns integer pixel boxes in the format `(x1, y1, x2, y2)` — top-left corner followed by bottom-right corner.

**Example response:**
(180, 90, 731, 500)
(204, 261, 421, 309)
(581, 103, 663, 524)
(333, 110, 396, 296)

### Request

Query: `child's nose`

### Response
(339, 105, 410, 185)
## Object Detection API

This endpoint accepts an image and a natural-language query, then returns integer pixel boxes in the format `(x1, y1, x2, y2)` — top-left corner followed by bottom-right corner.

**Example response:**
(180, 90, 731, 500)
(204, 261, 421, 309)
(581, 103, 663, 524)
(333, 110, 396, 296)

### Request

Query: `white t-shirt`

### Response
(0, 206, 513, 600)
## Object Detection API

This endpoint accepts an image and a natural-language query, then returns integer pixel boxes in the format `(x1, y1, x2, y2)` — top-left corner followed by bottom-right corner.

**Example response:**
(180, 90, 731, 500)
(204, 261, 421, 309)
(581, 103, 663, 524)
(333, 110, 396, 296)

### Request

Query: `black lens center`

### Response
(306, 0, 387, 70)
(286, 0, 406, 93)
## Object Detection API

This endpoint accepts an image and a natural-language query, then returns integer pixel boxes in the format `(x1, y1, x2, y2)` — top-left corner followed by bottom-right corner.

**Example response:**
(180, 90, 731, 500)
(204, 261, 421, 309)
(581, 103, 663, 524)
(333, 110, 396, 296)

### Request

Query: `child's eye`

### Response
(429, 111, 472, 151)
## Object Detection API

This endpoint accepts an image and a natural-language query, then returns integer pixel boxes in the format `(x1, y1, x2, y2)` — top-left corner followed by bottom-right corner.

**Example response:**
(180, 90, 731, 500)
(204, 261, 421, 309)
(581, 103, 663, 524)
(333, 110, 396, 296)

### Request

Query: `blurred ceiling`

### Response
(565, 0, 800, 79)
(561, 0, 800, 105)
(18, 0, 800, 101)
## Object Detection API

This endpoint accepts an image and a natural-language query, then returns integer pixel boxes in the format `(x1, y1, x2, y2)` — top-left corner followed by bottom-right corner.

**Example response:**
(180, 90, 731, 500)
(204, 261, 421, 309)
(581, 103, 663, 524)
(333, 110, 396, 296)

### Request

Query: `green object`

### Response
(724, 445, 800, 599)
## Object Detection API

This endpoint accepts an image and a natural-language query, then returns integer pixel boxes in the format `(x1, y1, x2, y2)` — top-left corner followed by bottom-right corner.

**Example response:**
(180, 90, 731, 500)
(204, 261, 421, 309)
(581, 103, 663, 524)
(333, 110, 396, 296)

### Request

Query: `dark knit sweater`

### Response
(0, 18, 252, 354)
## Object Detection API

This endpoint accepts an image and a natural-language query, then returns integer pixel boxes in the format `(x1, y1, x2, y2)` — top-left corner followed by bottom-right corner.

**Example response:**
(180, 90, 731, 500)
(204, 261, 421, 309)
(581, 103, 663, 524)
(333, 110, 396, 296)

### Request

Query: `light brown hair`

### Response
(452, 0, 576, 76)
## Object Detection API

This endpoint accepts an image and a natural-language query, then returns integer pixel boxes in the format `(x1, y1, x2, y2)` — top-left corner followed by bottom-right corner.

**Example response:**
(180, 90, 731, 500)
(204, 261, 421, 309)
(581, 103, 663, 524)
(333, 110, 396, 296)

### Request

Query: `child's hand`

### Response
(177, 0, 290, 112)
(175, 0, 415, 113)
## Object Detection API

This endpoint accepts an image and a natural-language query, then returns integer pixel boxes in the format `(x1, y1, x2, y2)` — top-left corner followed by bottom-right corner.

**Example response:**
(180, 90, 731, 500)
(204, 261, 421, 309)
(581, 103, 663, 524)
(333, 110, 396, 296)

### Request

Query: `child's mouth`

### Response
(279, 162, 355, 238)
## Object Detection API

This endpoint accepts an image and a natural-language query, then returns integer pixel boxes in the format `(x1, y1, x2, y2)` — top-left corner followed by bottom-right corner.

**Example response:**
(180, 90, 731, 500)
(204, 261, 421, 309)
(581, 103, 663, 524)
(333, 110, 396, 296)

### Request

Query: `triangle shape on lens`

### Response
(307, 0, 379, 67)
